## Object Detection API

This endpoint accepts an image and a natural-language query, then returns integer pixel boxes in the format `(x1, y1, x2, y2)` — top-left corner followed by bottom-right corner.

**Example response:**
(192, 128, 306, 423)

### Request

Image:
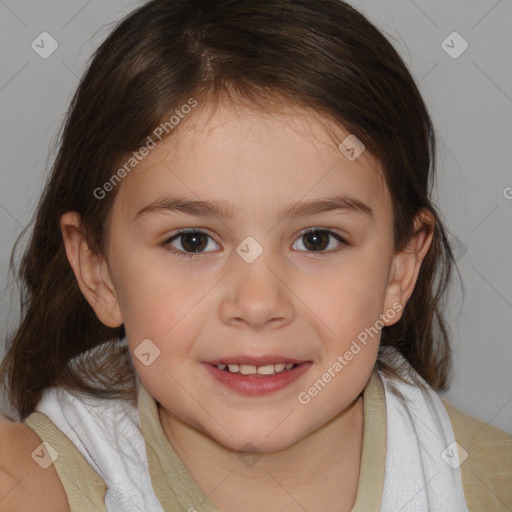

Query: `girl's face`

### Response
(85, 100, 429, 452)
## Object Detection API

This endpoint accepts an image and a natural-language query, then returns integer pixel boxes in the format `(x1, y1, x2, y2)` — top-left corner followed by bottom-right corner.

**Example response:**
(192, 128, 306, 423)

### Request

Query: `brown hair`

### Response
(1, 0, 462, 420)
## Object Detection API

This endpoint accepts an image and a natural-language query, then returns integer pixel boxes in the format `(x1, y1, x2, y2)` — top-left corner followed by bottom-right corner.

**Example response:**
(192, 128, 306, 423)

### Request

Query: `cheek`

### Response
(295, 255, 390, 341)
(114, 265, 210, 369)
(299, 271, 385, 409)
(110, 249, 196, 333)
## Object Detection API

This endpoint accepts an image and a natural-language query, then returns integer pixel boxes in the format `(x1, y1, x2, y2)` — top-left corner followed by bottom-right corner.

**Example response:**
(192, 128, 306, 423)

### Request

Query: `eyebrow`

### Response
(134, 194, 373, 222)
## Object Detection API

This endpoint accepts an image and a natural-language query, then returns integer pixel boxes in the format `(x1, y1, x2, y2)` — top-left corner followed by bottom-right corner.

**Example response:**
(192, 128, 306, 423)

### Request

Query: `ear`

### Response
(60, 211, 123, 328)
(382, 209, 435, 326)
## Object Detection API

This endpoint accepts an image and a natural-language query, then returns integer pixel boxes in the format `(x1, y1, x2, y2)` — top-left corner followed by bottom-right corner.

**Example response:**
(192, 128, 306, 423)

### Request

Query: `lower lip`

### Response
(202, 362, 312, 395)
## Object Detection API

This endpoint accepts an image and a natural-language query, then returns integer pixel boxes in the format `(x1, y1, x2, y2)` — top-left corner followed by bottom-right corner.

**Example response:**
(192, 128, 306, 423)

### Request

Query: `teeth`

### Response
(240, 364, 256, 375)
(216, 362, 297, 375)
(257, 364, 275, 375)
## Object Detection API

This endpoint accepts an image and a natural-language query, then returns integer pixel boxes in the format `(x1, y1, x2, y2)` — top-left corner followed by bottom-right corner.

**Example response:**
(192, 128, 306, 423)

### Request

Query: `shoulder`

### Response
(442, 399, 512, 511)
(0, 418, 70, 511)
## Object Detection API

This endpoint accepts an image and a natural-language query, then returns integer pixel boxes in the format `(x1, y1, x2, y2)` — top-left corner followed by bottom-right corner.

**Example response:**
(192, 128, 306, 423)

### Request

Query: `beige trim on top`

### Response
(23, 411, 107, 512)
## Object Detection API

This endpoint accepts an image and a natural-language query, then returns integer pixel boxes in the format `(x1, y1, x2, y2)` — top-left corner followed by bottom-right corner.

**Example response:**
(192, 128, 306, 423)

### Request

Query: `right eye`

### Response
(163, 229, 220, 259)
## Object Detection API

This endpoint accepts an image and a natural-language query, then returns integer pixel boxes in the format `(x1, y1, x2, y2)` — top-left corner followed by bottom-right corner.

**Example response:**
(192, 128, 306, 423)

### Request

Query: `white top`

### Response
(33, 340, 469, 511)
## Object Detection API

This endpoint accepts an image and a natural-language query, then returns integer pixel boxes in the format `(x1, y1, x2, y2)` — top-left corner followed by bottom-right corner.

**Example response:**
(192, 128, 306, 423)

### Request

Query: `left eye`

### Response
(165, 229, 219, 256)
(292, 229, 347, 253)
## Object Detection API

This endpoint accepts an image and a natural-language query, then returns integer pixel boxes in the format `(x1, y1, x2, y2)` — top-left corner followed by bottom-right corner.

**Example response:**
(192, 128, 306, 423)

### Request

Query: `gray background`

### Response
(1, 0, 511, 435)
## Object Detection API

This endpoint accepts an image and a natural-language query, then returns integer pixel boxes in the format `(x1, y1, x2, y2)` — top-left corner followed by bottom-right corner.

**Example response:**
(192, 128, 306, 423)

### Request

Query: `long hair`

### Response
(1, 0, 461, 420)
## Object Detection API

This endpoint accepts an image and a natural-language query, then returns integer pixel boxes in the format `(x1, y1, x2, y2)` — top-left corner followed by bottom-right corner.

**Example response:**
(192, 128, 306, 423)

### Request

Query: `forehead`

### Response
(112, 100, 390, 223)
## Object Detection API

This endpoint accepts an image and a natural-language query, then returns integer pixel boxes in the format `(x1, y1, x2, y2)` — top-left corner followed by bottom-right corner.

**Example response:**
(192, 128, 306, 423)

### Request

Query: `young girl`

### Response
(1, 0, 510, 511)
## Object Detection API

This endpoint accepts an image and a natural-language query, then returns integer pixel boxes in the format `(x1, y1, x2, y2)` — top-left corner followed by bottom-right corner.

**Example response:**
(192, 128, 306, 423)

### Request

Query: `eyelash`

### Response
(162, 228, 349, 260)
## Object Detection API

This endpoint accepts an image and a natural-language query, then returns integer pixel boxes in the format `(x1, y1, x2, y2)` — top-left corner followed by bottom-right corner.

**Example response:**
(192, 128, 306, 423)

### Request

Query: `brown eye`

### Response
(179, 232, 208, 252)
(164, 229, 220, 259)
(302, 230, 330, 251)
(293, 229, 347, 253)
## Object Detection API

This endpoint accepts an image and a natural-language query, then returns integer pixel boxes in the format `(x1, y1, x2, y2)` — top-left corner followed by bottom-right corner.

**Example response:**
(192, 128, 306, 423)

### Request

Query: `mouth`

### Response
(202, 358, 312, 395)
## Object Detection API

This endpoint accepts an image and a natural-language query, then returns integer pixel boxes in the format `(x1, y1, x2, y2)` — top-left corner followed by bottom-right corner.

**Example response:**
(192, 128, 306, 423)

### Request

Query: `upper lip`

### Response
(207, 355, 309, 366)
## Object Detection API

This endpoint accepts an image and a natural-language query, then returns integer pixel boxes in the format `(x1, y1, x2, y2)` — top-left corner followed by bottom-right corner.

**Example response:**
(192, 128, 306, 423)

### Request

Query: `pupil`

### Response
(304, 231, 328, 251)
(182, 232, 207, 252)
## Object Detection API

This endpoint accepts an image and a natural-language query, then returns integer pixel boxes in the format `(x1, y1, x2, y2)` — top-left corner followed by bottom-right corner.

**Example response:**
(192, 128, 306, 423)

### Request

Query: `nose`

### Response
(218, 252, 295, 331)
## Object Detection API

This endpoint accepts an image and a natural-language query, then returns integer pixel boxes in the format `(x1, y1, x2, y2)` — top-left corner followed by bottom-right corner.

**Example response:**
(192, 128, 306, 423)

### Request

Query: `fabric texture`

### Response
(26, 379, 163, 512)
(22, 410, 107, 511)
(441, 399, 512, 511)
(378, 346, 469, 511)
(22, 340, 512, 511)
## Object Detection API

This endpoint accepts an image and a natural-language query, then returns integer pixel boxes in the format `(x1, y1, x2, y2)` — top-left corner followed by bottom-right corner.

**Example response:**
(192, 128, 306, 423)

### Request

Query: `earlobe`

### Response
(60, 211, 123, 328)
(382, 209, 435, 326)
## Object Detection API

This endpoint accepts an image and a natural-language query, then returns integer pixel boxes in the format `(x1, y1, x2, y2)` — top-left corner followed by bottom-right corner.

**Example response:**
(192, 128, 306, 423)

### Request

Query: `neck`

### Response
(158, 393, 364, 512)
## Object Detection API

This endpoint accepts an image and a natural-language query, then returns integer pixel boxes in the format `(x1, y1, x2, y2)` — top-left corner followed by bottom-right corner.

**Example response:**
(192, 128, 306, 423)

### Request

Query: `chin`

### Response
(207, 422, 304, 454)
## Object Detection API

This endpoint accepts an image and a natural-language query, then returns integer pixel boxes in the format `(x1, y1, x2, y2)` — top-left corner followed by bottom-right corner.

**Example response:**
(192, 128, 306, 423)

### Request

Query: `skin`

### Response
(60, 98, 434, 512)
(0, 422, 70, 511)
